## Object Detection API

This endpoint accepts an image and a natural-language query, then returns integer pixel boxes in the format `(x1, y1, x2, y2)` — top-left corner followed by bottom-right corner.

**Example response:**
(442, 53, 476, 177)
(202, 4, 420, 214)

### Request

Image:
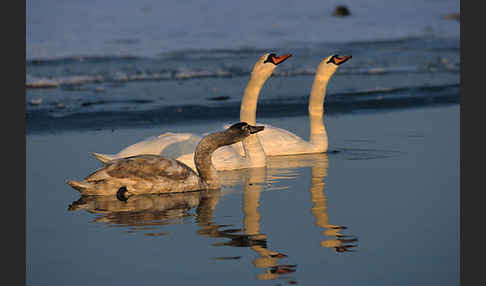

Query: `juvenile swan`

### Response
(91, 53, 291, 171)
(67, 122, 265, 196)
(250, 55, 351, 156)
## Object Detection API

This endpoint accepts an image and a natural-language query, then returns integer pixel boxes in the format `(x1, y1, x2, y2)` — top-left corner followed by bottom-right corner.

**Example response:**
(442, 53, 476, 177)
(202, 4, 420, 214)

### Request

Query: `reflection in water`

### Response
(302, 154, 358, 253)
(193, 167, 297, 281)
(68, 190, 221, 236)
(68, 152, 358, 282)
(201, 154, 359, 282)
(240, 167, 296, 281)
(267, 154, 359, 253)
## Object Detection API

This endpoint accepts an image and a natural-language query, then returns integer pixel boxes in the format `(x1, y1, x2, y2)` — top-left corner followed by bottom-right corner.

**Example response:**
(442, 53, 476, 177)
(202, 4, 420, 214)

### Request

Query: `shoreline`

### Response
(26, 101, 460, 136)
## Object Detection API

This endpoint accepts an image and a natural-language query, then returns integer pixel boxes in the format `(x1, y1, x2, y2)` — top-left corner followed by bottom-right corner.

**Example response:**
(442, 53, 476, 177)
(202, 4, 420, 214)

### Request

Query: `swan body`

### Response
(93, 134, 252, 171)
(258, 123, 327, 155)
(232, 54, 351, 156)
(68, 122, 264, 196)
(92, 53, 291, 170)
(68, 155, 203, 196)
(92, 132, 201, 163)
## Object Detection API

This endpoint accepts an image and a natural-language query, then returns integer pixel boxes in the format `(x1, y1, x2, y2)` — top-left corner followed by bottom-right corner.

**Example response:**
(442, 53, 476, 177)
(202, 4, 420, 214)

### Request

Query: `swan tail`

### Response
(67, 198, 91, 211)
(67, 180, 91, 193)
(91, 152, 115, 163)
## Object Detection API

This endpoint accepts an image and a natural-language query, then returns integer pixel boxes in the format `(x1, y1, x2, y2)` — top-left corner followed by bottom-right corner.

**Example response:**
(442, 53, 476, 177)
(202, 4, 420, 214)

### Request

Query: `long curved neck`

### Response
(240, 75, 267, 125)
(239, 74, 267, 166)
(194, 133, 223, 189)
(308, 74, 329, 148)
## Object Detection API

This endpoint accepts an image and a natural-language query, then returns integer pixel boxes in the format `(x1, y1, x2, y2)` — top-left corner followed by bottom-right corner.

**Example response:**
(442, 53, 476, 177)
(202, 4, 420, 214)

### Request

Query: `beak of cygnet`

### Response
(273, 53, 292, 65)
(249, 125, 265, 134)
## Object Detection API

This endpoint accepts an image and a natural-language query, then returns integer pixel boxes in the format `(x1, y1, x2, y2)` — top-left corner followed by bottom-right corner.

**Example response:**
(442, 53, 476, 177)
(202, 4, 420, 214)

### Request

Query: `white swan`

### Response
(67, 122, 265, 196)
(233, 54, 352, 156)
(91, 53, 291, 171)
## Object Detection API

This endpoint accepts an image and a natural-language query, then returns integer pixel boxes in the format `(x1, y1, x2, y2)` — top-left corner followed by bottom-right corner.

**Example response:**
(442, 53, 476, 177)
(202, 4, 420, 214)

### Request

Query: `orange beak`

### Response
(334, 55, 352, 65)
(273, 53, 292, 65)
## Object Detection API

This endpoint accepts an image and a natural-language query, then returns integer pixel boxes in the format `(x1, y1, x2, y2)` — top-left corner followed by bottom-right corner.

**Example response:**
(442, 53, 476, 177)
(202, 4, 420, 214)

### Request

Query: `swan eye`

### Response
(327, 55, 337, 65)
(263, 53, 277, 64)
(229, 122, 249, 131)
(263, 53, 292, 65)
(327, 55, 351, 65)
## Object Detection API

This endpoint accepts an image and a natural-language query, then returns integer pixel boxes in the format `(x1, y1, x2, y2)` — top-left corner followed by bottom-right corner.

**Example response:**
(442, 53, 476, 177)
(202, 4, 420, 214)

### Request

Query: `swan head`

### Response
(219, 122, 265, 146)
(251, 53, 292, 79)
(316, 55, 352, 80)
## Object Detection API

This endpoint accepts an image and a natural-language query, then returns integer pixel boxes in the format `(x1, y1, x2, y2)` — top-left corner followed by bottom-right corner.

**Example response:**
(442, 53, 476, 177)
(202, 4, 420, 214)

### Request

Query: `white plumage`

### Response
(92, 53, 291, 170)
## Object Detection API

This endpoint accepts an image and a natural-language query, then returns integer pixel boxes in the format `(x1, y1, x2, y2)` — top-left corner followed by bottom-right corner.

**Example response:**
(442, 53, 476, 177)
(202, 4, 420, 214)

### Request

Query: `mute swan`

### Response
(236, 54, 352, 156)
(67, 122, 265, 196)
(91, 53, 291, 170)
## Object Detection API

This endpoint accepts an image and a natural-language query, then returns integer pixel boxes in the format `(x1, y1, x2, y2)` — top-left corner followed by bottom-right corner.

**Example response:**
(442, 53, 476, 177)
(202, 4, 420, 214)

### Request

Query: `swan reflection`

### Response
(242, 167, 297, 281)
(201, 154, 358, 281)
(68, 152, 357, 281)
(221, 167, 297, 281)
(68, 190, 221, 236)
(293, 154, 359, 253)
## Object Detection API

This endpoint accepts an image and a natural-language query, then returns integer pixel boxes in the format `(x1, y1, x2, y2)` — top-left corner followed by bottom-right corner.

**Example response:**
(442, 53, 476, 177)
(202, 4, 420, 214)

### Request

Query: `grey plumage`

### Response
(67, 122, 264, 196)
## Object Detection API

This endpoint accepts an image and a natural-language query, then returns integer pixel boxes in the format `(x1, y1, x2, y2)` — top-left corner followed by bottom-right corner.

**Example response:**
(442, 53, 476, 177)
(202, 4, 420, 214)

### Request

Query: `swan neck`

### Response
(240, 76, 266, 125)
(194, 133, 222, 189)
(309, 77, 328, 117)
(238, 72, 268, 166)
(308, 76, 329, 145)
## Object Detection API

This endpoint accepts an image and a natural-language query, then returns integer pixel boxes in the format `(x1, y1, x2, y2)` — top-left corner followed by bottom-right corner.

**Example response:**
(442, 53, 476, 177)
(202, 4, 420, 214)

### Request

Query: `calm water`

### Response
(26, 105, 459, 285)
(27, 1, 460, 284)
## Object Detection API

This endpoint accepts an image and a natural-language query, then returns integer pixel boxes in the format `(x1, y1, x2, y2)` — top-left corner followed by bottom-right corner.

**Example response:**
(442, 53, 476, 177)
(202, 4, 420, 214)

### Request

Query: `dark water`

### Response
(26, 37, 460, 133)
(26, 106, 459, 285)
(26, 0, 460, 134)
